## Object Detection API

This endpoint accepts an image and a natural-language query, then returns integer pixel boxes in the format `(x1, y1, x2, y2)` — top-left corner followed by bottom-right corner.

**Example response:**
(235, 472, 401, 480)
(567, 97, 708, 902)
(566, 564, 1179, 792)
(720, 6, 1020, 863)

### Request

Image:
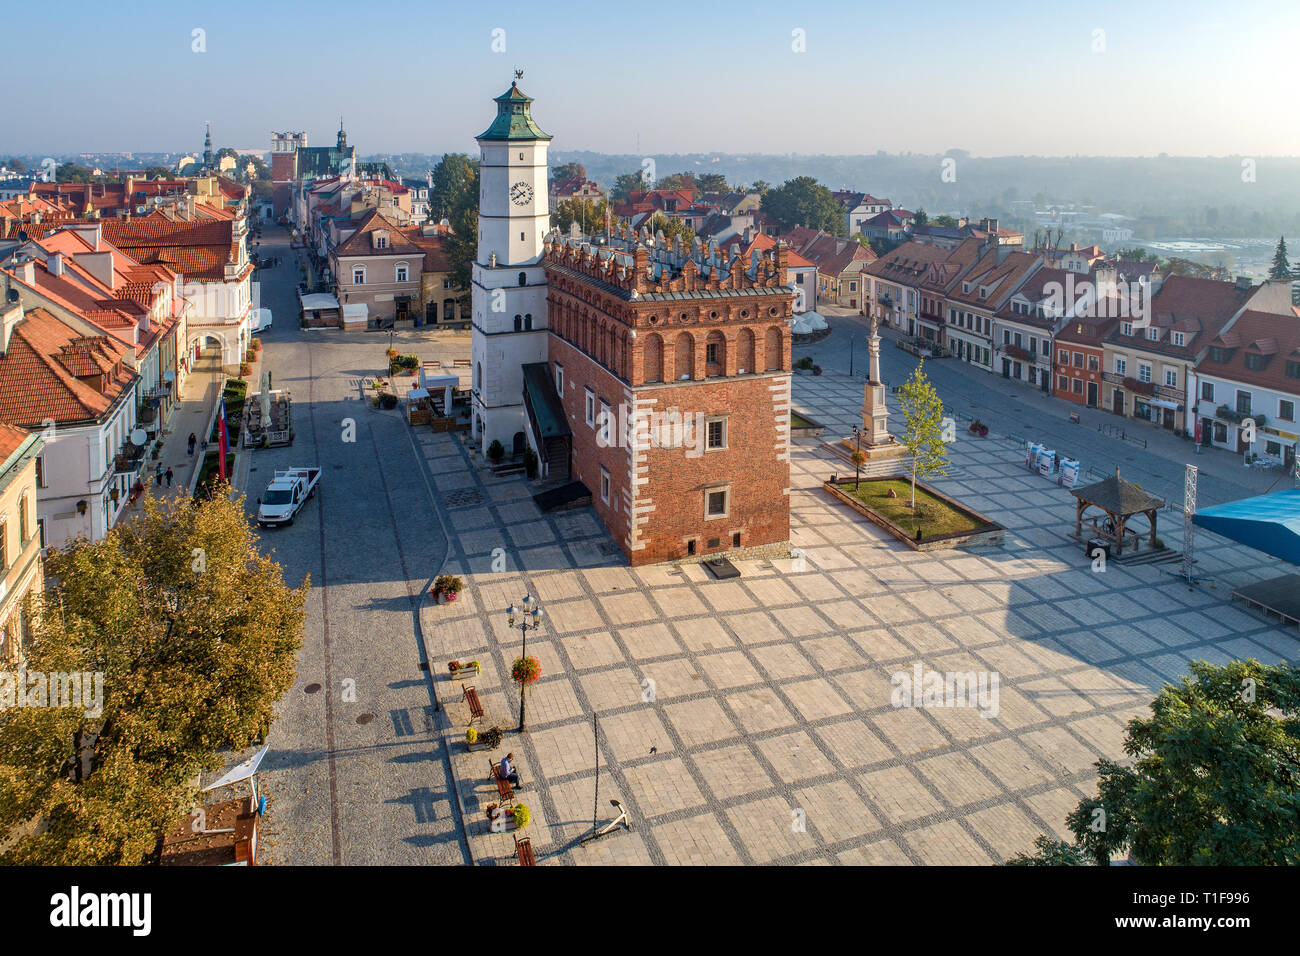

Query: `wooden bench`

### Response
(463, 685, 484, 726)
(452, 358, 471, 367)
(489, 760, 515, 806)
(514, 835, 535, 866)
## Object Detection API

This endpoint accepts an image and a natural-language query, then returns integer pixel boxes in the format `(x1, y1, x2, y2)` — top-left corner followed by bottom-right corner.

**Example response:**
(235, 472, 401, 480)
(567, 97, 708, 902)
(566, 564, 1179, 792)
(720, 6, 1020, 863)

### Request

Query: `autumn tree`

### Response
(896, 360, 949, 510)
(643, 211, 696, 245)
(0, 492, 306, 865)
(1006, 660, 1300, 866)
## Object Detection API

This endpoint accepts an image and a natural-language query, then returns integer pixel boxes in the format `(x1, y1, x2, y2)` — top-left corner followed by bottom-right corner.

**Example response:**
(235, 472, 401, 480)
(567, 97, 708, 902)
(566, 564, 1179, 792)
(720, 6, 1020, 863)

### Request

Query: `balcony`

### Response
(1123, 376, 1155, 397)
(115, 442, 146, 474)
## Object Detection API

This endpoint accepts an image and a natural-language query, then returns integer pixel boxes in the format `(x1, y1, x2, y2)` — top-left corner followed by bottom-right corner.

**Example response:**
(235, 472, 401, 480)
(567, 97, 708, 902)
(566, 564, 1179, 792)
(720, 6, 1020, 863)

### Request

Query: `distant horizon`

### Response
(5, 0, 1300, 155)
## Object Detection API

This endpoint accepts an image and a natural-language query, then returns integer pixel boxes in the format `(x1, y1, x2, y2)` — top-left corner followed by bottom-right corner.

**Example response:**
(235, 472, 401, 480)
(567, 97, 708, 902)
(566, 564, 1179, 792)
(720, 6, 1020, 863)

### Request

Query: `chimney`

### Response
(19, 261, 35, 284)
(48, 251, 64, 277)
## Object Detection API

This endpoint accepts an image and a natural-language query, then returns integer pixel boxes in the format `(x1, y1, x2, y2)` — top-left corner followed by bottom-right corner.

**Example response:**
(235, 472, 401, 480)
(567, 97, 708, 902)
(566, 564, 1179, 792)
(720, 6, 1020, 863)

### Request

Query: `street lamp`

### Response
(506, 595, 544, 733)
(852, 424, 863, 487)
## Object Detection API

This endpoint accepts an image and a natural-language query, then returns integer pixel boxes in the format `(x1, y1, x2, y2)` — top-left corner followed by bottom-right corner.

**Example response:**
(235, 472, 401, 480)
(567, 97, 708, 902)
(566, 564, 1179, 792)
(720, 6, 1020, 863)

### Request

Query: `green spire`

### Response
(477, 81, 552, 142)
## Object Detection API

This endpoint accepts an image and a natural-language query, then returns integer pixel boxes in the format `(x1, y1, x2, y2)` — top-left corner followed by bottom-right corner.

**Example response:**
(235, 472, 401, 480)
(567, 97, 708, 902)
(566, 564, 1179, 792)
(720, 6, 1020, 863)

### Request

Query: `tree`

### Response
(552, 197, 611, 235)
(750, 180, 771, 195)
(761, 177, 845, 236)
(695, 173, 728, 193)
(5, 158, 26, 173)
(141, 166, 173, 180)
(551, 162, 585, 182)
(1004, 836, 1092, 866)
(1269, 236, 1292, 280)
(430, 153, 480, 289)
(933, 214, 960, 228)
(612, 171, 646, 203)
(0, 492, 306, 865)
(1114, 247, 1160, 263)
(1164, 257, 1228, 280)
(55, 163, 93, 184)
(1007, 660, 1300, 866)
(896, 361, 949, 510)
(643, 212, 695, 245)
(912, 208, 929, 226)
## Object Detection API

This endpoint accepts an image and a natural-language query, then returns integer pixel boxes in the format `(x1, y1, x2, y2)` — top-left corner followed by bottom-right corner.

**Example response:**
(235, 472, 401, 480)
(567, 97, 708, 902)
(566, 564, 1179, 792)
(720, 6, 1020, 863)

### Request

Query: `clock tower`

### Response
(470, 78, 552, 455)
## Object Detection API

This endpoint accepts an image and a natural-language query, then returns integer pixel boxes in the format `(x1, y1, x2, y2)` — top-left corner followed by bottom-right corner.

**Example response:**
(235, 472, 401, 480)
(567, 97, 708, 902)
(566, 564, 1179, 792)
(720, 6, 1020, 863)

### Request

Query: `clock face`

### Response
(510, 181, 534, 206)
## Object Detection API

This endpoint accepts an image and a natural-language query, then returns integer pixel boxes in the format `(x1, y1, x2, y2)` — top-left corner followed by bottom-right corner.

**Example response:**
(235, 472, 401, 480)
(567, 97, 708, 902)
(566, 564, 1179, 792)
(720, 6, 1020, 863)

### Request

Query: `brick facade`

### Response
(542, 227, 794, 565)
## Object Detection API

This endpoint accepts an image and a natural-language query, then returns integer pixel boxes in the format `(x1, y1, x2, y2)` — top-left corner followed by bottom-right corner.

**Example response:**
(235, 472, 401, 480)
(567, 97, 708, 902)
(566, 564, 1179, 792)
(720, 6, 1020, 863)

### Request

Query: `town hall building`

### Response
(470, 79, 794, 565)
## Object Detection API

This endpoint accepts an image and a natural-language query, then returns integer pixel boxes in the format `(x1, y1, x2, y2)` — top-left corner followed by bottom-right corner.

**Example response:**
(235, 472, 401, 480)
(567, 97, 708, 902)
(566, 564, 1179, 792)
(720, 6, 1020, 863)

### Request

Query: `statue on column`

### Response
(861, 316, 891, 445)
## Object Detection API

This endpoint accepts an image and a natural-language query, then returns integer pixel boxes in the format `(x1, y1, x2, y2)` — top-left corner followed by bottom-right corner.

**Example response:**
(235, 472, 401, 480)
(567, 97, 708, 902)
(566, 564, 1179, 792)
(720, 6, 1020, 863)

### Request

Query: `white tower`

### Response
(470, 77, 552, 455)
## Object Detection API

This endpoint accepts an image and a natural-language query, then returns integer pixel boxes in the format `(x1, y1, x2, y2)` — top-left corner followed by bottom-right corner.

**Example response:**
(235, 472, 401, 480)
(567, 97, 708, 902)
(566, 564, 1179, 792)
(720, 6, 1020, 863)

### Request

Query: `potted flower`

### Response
(484, 802, 499, 823)
(511, 656, 542, 687)
(448, 659, 461, 674)
(465, 726, 480, 749)
(511, 804, 531, 830)
(433, 574, 464, 603)
(812, 364, 822, 376)
(480, 726, 503, 750)
(487, 439, 505, 464)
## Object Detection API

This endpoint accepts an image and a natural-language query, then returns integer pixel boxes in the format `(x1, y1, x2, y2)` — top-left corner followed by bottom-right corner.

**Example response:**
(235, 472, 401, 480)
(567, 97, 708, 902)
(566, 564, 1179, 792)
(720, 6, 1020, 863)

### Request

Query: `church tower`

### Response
(470, 77, 552, 455)
(203, 122, 213, 171)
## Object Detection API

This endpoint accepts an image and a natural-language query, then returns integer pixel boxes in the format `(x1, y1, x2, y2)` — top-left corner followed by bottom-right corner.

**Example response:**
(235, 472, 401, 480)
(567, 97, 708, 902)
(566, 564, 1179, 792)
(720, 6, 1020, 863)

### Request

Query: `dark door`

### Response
(1112, 390, 1124, 415)
(1002, 359, 1011, 378)
(1087, 382, 1098, 407)
(1162, 408, 1175, 430)
(512, 431, 526, 455)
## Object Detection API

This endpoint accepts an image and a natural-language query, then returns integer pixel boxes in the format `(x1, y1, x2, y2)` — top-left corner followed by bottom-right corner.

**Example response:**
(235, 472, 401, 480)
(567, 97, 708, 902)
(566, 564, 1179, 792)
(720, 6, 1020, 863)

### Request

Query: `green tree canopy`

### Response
(933, 214, 960, 228)
(643, 211, 695, 245)
(551, 162, 586, 182)
(761, 177, 845, 236)
(912, 208, 929, 226)
(1006, 659, 1300, 866)
(0, 493, 306, 865)
(552, 197, 611, 236)
(695, 172, 728, 193)
(55, 163, 93, 184)
(612, 171, 648, 202)
(430, 153, 480, 289)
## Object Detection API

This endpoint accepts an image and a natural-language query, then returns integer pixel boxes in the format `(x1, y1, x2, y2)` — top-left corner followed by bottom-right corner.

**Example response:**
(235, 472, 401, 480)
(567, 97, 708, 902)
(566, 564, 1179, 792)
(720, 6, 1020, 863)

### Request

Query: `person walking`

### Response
(155, 462, 164, 485)
(188, 432, 196, 455)
(165, 467, 174, 487)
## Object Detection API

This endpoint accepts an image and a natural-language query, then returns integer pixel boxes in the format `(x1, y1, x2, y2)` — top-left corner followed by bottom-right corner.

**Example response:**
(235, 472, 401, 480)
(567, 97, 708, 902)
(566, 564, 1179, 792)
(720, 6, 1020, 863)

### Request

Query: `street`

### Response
(245, 224, 469, 865)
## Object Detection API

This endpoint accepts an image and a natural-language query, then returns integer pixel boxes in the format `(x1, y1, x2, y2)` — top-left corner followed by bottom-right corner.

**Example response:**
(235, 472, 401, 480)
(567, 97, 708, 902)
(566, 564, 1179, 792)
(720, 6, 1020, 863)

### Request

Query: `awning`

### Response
(300, 292, 339, 310)
(1148, 399, 1180, 410)
(1193, 489, 1300, 566)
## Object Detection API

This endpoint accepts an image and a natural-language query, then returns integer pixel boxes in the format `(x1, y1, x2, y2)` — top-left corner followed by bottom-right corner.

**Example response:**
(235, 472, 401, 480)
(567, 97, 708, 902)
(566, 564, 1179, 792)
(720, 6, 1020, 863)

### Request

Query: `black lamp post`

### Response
(507, 595, 544, 733)
(852, 424, 863, 487)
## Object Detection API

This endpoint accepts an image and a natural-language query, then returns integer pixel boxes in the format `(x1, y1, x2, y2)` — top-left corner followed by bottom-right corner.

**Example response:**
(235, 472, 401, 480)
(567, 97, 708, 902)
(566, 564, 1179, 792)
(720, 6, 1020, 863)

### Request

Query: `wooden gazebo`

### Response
(1071, 466, 1166, 555)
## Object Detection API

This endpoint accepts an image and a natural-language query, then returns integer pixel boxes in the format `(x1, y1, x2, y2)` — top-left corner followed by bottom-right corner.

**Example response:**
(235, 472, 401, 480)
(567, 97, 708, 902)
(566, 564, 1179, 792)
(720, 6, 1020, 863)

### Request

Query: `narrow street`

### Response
(246, 224, 470, 865)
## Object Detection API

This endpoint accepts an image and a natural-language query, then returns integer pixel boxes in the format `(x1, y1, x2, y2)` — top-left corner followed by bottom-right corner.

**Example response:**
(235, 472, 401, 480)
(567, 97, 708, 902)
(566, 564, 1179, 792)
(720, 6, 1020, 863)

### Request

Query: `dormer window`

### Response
(1171, 332, 1186, 347)
(1210, 347, 1231, 363)
(1146, 327, 1160, 341)
(373, 231, 389, 249)
(1246, 353, 1268, 371)
(1121, 322, 1133, 336)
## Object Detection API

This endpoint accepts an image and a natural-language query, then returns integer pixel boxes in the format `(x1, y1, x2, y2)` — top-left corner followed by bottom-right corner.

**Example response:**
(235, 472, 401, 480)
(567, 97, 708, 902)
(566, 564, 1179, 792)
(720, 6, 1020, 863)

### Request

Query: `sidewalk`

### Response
(123, 354, 225, 511)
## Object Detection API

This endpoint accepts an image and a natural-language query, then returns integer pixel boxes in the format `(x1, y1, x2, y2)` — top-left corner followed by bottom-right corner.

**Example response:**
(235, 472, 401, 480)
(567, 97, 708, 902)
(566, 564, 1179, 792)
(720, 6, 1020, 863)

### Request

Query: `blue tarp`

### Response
(1192, 488, 1300, 566)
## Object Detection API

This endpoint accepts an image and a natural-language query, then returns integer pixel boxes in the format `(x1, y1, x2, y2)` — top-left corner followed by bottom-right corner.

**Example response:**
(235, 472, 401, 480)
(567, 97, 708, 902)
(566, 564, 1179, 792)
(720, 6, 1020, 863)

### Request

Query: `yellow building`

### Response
(0, 424, 44, 666)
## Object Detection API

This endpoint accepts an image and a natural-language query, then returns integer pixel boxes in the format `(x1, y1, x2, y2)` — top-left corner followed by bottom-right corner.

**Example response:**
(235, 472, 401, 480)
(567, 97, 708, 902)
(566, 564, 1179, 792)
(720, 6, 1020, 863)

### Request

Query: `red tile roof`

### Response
(0, 307, 134, 427)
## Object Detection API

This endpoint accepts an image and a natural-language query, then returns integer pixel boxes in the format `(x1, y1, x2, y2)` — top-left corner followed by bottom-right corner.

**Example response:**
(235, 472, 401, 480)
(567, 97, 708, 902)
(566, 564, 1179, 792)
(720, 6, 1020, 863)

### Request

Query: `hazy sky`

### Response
(5, 0, 1299, 157)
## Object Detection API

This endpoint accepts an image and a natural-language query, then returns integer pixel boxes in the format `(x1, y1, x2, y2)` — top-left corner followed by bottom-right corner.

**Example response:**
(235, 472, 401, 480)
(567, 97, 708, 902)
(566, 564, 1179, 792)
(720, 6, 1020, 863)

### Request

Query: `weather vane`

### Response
(514, 68, 524, 81)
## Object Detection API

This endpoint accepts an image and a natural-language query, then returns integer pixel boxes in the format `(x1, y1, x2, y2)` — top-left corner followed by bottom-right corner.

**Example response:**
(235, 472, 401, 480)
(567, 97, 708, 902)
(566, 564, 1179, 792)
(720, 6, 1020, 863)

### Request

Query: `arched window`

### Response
(514, 314, 522, 332)
(518, 272, 527, 286)
(475, 362, 482, 390)
(524, 313, 533, 331)
(643, 333, 664, 383)
(674, 332, 694, 381)
(737, 328, 755, 374)
(764, 327, 783, 371)
(705, 331, 727, 376)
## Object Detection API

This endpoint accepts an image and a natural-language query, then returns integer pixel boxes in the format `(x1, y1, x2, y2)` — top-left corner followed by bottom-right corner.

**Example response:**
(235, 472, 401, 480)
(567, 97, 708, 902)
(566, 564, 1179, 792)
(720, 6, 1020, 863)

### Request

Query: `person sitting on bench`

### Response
(501, 753, 522, 790)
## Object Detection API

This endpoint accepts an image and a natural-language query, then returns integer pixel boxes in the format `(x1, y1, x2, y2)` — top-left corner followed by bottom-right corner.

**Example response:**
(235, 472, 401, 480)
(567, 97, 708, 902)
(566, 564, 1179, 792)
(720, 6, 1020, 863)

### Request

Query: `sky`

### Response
(4, 0, 1300, 158)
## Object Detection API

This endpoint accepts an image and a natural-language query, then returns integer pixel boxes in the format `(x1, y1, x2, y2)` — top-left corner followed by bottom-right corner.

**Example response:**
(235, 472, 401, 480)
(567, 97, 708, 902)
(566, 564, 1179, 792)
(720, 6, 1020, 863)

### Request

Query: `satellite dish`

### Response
(130, 428, 148, 446)
(5, 288, 16, 303)
(162, 369, 175, 383)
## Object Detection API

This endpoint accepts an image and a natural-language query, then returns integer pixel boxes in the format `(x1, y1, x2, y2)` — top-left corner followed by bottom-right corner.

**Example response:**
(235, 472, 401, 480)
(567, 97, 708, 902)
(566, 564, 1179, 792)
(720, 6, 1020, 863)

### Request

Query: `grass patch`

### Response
(844, 479, 983, 537)
(790, 412, 817, 429)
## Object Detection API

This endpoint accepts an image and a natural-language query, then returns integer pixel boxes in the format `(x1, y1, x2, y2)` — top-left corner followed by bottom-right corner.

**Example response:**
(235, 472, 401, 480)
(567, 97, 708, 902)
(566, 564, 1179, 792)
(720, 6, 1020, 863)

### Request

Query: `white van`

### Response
(251, 308, 273, 333)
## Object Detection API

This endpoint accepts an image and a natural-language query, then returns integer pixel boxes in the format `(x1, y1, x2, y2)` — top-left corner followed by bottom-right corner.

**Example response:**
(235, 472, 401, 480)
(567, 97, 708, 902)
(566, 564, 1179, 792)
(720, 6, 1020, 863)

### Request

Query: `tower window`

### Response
(519, 272, 527, 286)
(524, 314, 533, 330)
(513, 315, 522, 331)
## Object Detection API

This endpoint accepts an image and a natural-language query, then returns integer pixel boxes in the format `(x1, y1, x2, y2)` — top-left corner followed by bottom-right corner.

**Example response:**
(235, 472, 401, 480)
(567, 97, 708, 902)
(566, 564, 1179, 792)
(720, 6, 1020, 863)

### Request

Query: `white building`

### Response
(470, 80, 553, 456)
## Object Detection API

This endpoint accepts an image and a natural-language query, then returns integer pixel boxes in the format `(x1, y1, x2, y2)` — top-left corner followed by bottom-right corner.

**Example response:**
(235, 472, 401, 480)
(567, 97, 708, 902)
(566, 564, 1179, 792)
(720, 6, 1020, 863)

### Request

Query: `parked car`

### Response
(251, 308, 273, 333)
(256, 467, 320, 527)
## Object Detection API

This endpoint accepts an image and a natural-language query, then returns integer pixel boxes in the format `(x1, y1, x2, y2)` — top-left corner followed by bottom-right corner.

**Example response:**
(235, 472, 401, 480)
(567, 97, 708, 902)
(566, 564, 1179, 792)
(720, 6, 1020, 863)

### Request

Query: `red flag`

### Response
(217, 397, 229, 481)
